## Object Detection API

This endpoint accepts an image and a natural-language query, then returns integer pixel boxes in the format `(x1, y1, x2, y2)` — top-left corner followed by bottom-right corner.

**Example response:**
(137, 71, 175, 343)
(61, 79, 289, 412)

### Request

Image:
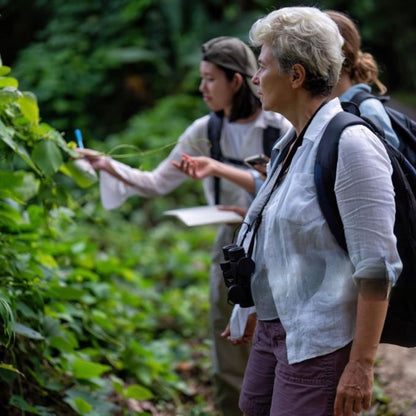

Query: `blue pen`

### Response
(75, 129, 84, 148)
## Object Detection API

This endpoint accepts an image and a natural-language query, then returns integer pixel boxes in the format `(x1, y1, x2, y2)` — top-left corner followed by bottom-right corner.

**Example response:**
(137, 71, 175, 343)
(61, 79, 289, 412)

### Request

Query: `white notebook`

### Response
(164, 205, 243, 227)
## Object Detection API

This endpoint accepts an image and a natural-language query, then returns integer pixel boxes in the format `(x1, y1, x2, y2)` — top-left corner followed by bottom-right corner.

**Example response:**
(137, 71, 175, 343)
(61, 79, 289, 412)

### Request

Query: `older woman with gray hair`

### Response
(226, 6, 400, 416)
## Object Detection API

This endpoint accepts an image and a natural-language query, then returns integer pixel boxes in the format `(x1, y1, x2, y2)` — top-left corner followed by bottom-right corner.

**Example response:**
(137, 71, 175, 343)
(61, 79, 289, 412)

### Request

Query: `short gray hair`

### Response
(249, 7, 344, 96)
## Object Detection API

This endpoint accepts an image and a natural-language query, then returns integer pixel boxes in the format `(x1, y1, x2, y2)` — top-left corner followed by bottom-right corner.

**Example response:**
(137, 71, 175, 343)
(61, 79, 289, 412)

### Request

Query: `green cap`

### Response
(201, 36, 259, 97)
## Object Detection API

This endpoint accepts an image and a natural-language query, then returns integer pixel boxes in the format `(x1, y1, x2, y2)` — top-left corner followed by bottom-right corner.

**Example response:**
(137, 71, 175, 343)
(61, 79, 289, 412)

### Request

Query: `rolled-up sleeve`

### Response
(335, 125, 402, 293)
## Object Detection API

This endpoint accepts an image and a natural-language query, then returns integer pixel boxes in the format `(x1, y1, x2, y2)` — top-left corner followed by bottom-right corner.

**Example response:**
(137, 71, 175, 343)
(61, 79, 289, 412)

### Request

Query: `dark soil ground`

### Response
(375, 344, 416, 415)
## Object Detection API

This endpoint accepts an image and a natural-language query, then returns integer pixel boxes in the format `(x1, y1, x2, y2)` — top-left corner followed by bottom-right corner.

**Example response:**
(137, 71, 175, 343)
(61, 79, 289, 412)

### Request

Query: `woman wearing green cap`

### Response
(76, 36, 291, 415)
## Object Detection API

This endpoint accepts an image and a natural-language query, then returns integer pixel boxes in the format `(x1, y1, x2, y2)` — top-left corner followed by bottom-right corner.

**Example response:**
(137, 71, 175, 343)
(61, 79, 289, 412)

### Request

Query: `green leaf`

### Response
(0, 65, 11, 76)
(124, 384, 154, 400)
(0, 86, 22, 102)
(14, 323, 44, 340)
(0, 364, 23, 376)
(40, 122, 75, 153)
(18, 92, 39, 124)
(73, 397, 93, 414)
(49, 336, 76, 353)
(0, 201, 24, 227)
(9, 395, 40, 413)
(0, 295, 15, 347)
(0, 76, 18, 88)
(0, 171, 39, 202)
(32, 140, 63, 177)
(45, 285, 86, 301)
(0, 120, 41, 173)
(71, 359, 111, 379)
(60, 159, 97, 188)
(111, 376, 124, 395)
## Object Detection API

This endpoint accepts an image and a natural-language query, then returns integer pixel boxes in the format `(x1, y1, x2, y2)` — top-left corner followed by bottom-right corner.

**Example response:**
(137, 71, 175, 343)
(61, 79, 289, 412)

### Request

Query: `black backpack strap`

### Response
(350, 90, 376, 106)
(207, 112, 223, 161)
(351, 90, 391, 106)
(207, 112, 282, 204)
(262, 126, 281, 157)
(207, 113, 224, 204)
(314, 111, 371, 252)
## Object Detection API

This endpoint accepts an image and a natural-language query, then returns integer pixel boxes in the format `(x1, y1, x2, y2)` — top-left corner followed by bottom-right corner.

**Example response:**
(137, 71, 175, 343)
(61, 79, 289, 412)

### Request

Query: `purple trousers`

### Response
(239, 319, 351, 416)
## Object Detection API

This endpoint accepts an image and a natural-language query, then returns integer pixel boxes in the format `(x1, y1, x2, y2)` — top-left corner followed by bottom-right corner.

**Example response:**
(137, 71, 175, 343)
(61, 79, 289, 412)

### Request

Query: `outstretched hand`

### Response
(75, 148, 108, 171)
(172, 154, 218, 180)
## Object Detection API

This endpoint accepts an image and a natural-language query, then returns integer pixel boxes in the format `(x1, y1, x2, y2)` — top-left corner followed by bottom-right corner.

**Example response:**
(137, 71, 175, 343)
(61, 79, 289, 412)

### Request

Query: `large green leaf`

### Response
(0, 77, 18, 89)
(18, 92, 40, 125)
(124, 384, 154, 400)
(49, 335, 76, 353)
(0, 65, 11, 76)
(32, 140, 63, 177)
(44, 285, 86, 301)
(71, 359, 111, 379)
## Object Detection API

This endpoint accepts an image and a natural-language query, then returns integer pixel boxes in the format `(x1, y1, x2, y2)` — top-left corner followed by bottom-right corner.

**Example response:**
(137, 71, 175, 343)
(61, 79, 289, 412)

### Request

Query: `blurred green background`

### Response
(1, 0, 415, 143)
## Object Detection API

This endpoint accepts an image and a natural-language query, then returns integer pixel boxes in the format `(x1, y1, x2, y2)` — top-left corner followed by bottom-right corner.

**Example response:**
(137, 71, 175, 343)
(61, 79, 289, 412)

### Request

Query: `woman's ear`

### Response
(232, 73, 244, 92)
(290, 64, 306, 88)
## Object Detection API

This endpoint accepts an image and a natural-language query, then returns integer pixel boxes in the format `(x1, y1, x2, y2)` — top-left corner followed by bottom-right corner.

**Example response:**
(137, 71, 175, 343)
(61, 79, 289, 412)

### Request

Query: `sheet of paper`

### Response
(164, 205, 243, 227)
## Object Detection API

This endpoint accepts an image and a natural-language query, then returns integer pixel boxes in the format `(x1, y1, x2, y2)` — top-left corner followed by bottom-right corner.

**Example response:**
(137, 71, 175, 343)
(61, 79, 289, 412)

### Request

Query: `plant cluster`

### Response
(0, 61, 217, 415)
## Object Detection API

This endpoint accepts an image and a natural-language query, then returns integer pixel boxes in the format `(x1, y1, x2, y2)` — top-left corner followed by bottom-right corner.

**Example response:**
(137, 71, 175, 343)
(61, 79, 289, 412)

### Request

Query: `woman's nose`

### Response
(252, 70, 260, 85)
(199, 80, 206, 92)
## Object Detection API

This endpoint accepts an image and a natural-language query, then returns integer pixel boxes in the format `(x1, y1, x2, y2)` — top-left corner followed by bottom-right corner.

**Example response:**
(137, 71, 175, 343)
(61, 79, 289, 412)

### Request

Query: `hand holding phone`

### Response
(244, 154, 270, 174)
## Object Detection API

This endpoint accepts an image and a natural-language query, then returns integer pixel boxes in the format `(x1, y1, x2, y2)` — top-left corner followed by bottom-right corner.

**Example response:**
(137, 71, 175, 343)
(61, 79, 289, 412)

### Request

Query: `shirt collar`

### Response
(272, 97, 343, 152)
(303, 97, 343, 144)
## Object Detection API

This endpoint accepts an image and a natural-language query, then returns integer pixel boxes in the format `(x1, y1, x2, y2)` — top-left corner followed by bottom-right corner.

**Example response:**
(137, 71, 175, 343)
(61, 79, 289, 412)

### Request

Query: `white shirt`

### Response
(238, 98, 402, 364)
(98, 110, 291, 209)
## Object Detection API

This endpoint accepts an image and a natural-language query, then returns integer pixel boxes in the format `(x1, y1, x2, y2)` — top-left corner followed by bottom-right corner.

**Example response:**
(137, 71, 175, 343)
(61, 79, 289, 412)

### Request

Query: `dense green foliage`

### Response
(0, 63, 217, 414)
(1, 0, 415, 140)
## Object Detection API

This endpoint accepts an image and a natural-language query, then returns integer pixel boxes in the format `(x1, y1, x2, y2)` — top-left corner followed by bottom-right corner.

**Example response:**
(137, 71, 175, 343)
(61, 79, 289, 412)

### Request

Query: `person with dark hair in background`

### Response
(76, 36, 291, 415)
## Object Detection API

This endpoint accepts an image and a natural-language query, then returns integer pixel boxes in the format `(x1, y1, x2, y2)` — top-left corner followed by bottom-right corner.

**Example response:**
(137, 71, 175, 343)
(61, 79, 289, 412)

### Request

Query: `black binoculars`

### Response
(220, 244, 255, 307)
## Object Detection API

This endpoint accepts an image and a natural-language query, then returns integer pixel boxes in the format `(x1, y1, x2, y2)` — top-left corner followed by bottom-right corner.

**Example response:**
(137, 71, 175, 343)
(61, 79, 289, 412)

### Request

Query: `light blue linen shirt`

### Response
(238, 98, 402, 364)
(340, 83, 399, 148)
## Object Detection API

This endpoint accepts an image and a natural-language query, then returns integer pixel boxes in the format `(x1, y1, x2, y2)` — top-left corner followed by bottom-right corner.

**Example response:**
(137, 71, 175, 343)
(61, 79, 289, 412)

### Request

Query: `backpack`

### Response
(208, 112, 280, 204)
(314, 109, 416, 347)
(350, 91, 416, 165)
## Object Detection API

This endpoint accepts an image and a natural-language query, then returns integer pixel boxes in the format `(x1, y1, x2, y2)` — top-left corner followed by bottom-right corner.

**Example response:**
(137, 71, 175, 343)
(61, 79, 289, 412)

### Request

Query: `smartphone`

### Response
(244, 154, 270, 169)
